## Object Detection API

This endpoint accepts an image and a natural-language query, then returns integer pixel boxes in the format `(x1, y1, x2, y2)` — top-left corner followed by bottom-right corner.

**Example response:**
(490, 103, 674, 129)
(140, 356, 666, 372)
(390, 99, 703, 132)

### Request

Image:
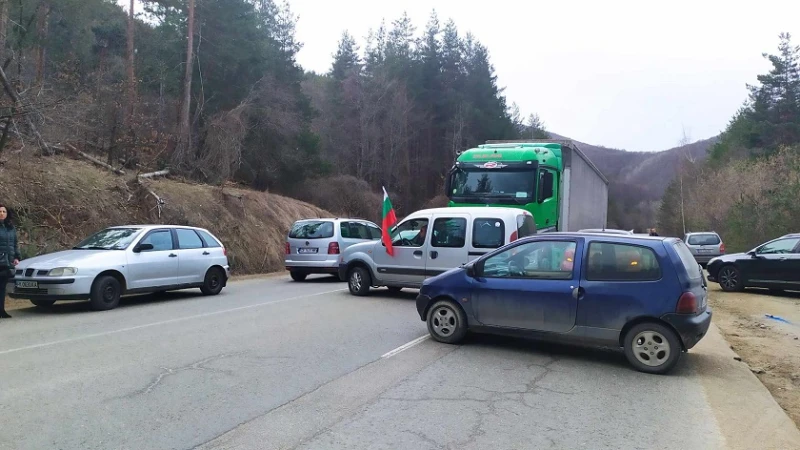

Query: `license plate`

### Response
(15, 280, 38, 289)
(697, 249, 714, 253)
(298, 248, 318, 254)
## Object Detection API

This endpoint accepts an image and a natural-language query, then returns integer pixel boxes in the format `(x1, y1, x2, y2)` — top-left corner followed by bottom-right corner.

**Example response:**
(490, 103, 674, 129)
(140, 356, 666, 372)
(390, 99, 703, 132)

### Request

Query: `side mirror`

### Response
(466, 264, 476, 278)
(134, 243, 154, 253)
(747, 250, 757, 258)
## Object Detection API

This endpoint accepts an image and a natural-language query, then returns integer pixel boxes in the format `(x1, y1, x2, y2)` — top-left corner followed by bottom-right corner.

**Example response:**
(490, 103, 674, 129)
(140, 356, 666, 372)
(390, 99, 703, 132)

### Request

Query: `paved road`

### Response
(0, 275, 796, 449)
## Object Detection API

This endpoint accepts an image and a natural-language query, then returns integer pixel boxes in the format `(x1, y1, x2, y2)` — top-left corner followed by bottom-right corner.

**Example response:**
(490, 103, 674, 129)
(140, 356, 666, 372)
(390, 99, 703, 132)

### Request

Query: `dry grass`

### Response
(0, 154, 331, 274)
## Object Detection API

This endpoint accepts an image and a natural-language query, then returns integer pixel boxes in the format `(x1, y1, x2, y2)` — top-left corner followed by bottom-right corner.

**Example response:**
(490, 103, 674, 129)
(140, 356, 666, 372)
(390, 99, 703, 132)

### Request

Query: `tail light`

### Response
(284, 243, 290, 255)
(719, 243, 726, 253)
(676, 292, 698, 314)
(328, 242, 340, 254)
(510, 231, 518, 242)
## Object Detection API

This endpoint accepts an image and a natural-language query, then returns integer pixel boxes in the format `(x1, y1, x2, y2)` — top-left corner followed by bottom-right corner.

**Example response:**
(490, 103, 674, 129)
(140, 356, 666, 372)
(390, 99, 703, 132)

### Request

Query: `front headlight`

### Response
(49, 267, 78, 277)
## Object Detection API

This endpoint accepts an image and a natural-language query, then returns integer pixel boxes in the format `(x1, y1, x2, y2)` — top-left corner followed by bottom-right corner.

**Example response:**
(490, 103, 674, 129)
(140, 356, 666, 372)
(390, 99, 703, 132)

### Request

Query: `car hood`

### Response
(709, 252, 750, 264)
(18, 249, 124, 269)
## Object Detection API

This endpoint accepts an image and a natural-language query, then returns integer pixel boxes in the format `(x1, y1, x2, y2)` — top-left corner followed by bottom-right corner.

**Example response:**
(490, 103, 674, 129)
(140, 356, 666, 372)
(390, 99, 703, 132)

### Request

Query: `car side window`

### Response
(431, 218, 467, 248)
(757, 238, 800, 255)
(176, 229, 204, 249)
(196, 230, 222, 248)
(339, 222, 351, 239)
(350, 222, 372, 240)
(367, 224, 382, 240)
(482, 240, 576, 280)
(390, 219, 429, 247)
(586, 242, 661, 281)
(140, 230, 173, 252)
(473, 218, 505, 249)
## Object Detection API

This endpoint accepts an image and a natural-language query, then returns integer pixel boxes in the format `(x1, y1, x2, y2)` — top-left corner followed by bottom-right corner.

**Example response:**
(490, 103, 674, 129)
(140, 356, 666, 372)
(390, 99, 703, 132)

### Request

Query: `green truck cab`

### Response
(445, 140, 609, 232)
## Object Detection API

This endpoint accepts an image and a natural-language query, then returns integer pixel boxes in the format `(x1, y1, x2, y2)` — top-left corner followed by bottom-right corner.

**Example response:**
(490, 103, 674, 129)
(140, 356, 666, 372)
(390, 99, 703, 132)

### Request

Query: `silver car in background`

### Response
(285, 218, 381, 281)
(683, 231, 725, 266)
(9, 225, 230, 311)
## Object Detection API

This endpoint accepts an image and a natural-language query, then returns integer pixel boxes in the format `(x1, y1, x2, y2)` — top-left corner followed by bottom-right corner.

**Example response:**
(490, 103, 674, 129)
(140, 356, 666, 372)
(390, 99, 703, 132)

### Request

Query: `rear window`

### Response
(517, 214, 537, 238)
(687, 233, 721, 245)
(586, 242, 661, 281)
(289, 221, 334, 239)
(673, 241, 703, 279)
(473, 218, 505, 249)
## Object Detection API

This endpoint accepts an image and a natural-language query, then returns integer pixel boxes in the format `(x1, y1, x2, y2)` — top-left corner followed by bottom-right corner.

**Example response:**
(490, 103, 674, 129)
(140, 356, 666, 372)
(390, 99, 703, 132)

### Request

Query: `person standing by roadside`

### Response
(0, 204, 21, 318)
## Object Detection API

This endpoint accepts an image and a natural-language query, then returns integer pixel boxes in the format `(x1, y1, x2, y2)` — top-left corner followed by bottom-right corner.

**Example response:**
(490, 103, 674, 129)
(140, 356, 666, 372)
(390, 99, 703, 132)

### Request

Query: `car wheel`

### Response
(718, 265, 743, 292)
(201, 267, 225, 296)
(30, 299, 56, 308)
(89, 275, 122, 311)
(427, 300, 468, 344)
(348, 267, 371, 296)
(623, 322, 682, 374)
(387, 286, 402, 293)
(290, 271, 307, 282)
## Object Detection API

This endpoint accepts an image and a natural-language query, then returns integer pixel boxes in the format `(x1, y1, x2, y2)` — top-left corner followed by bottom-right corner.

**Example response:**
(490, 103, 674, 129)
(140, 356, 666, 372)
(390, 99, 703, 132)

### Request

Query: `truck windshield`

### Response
(450, 169, 536, 201)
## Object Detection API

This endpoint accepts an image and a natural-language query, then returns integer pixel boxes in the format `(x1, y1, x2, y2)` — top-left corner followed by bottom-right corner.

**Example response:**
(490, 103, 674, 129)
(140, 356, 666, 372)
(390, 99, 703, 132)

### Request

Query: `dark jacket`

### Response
(0, 223, 20, 268)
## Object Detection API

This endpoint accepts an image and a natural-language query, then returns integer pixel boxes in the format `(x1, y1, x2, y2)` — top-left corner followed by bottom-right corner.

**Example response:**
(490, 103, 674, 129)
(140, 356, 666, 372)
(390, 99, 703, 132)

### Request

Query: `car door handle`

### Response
(169, 253, 177, 258)
(202, 251, 210, 256)
(413, 250, 423, 257)
(430, 251, 438, 259)
(572, 287, 585, 300)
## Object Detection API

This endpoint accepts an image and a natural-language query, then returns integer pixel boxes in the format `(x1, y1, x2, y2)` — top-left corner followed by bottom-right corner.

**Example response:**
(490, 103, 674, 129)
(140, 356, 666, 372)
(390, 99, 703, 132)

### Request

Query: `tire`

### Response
(290, 271, 307, 282)
(387, 286, 403, 293)
(347, 267, 371, 296)
(30, 299, 56, 308)
(201, 267, 225, 296)
(718, 265, 744, 292)
(426, 299, 468, 345)
(623, 322, 682, 374)
(89, 275, 122, 311)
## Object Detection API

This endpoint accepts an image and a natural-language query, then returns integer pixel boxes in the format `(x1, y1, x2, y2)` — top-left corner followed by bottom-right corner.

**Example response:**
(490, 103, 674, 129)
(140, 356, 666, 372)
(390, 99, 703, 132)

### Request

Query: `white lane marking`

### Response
(381, 335, 430, 359)
(0, 288, 347, 356)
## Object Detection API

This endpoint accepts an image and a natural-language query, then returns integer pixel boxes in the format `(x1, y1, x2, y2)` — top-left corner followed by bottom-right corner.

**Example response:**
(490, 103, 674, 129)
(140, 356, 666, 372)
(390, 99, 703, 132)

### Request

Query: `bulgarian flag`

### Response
(381, 186, 398, 256)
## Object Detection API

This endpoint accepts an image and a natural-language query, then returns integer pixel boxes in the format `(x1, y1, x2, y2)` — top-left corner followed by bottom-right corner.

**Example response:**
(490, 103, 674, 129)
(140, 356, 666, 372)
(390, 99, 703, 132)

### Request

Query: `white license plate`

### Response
(15, 280, 38, 289)
(697, 249, 714, 253)
(298, 248, 318, 254)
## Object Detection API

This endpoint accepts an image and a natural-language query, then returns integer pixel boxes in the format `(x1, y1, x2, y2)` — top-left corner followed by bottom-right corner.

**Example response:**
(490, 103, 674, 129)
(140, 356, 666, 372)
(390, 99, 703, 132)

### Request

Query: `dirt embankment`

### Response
(0, 154, 332, 275)
(709, 284, 800, 427)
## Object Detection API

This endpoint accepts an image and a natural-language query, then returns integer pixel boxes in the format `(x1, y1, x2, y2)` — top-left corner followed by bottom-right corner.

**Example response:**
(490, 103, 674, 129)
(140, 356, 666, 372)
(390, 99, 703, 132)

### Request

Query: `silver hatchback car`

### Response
(285, 218, 381, 281)
(683, 231, 725, 266)
(9, 225, 230, 311)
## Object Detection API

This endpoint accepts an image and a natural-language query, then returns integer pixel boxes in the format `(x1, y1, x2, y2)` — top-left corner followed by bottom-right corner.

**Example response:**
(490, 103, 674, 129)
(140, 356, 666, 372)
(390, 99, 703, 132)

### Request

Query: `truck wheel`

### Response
(89, 275, 122, 311)
(201, 267, 225, 295)
(623, 322, 682, 374)
(718, 265, 743, 292)
(427, 299, 468, 344)
(348, 267, 371, 296)
(30, 299, 56, 308)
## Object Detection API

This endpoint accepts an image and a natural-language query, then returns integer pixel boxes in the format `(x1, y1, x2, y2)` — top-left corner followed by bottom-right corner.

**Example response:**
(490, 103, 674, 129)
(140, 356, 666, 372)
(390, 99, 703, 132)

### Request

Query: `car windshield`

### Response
(687, 234, 720, 245)
(73, 228, 142, 250)
(451, 169, 536, 200)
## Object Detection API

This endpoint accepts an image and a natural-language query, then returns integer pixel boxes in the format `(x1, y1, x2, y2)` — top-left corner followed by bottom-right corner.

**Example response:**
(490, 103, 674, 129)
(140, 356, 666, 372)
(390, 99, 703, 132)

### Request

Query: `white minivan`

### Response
(338, 207, 537, 295)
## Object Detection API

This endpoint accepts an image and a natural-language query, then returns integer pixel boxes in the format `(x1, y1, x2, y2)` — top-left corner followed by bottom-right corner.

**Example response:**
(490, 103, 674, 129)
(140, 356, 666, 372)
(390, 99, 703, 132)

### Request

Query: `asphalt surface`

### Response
(0, 274, 792, 449)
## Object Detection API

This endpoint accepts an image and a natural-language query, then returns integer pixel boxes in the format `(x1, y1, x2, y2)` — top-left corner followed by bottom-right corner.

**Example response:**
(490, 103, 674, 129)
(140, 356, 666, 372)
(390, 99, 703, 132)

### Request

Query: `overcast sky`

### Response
(123, 0, 800, 152)
(286, 0, 800, 152)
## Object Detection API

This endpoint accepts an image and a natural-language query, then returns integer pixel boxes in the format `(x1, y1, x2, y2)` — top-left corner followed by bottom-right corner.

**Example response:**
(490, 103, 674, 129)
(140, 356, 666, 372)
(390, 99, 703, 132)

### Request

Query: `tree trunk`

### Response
(174, 0, 195, 168)
(0, 0, 9, 63)
(124, 0, 135, 128)
(34, 1, 50, 87)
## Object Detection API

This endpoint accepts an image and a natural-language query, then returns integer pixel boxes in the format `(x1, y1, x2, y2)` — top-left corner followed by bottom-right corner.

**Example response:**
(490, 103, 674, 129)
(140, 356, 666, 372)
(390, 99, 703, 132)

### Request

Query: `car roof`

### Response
(408, 206, 529, 217)
(293, 218, 377, 223)
(528, 232, 671, 243)
(685, 231, 720, 235)
(108, 224, 210, 231)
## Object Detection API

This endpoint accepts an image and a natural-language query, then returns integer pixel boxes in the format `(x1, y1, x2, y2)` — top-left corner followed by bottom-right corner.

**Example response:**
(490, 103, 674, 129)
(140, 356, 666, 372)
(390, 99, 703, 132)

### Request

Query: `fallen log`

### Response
(66, 144, 125, 175)
(138, 169, 170, 179)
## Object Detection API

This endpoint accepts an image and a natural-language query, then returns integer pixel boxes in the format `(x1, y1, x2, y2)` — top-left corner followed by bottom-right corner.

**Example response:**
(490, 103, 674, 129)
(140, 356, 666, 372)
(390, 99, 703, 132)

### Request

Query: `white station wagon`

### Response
(9, 225, 230, 311)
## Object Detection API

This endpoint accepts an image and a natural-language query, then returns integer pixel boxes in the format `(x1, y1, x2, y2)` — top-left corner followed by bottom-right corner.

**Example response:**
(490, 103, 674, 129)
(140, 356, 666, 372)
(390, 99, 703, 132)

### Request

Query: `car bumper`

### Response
(7, 276, 93, 301)
(661, 308, 713, 350)
(692, 254, 721, 264)
(285, 258, 340, 274)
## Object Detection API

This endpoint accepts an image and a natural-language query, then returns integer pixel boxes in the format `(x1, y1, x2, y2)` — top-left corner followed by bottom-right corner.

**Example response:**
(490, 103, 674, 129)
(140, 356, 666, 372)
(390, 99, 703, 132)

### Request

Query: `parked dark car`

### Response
(706, 233, 800, 292)
(416, 233, 712, 374)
